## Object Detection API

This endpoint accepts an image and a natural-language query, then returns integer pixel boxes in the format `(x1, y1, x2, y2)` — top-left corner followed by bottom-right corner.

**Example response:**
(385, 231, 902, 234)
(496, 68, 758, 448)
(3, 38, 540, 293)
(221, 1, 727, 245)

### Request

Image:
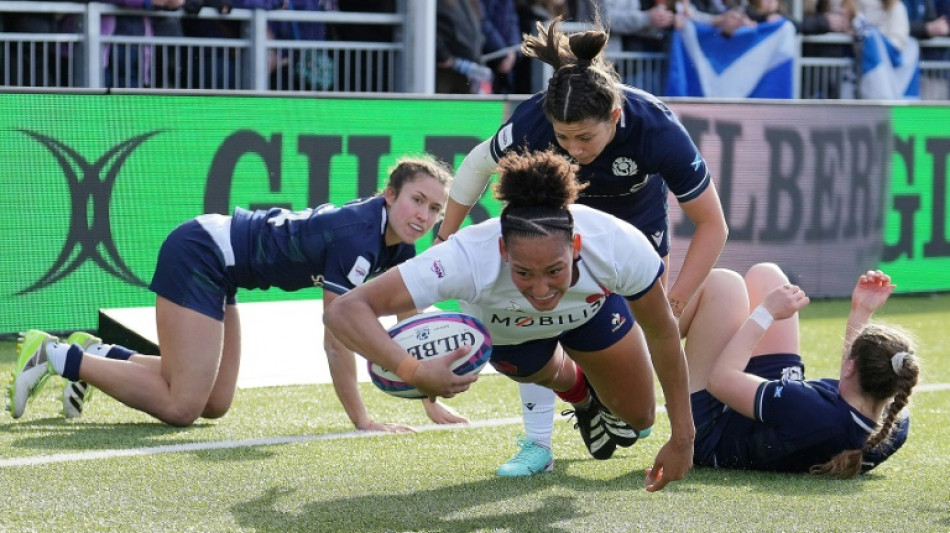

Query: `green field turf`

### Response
(1, 293, 948, 533)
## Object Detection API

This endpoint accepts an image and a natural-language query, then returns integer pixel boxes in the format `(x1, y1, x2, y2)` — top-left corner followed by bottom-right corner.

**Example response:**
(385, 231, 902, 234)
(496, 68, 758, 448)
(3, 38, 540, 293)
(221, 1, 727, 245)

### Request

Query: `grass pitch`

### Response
(1, 293, 948, 532)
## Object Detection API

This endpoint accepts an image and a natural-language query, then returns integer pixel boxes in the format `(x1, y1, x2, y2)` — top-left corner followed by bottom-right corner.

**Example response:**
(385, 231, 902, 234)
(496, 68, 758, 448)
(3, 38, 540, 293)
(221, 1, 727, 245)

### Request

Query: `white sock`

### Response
(519, 382, 556, 450)
(46, 342, 73, 376)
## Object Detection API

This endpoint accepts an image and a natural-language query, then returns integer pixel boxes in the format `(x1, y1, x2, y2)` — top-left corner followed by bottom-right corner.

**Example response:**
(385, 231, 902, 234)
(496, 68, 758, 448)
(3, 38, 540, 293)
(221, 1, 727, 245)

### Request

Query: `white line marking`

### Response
(0, 417, 522, 468)
(2, 384, 947, 469)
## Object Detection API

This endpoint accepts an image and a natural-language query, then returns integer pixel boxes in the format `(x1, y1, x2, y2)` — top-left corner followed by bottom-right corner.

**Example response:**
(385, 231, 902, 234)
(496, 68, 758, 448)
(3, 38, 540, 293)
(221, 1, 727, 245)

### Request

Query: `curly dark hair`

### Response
(493, 149, 586, 244)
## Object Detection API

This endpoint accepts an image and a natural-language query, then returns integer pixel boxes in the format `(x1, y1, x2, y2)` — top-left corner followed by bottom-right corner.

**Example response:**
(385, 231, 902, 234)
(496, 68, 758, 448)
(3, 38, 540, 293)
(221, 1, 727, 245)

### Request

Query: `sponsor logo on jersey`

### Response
(346, 256, 371, 286)
(628, 174, 651, 194)
(268, 207, 314, 227)
(489, 296, 605, 329)
(651, 230, 665, 248)
(585, 293, 604, 304)
(16, 130, 161, 293)
(612, 157, 638, 176)
(430, 259, 446, 278)
(781, 366, 804, 381)
(773, 385, 784, 398)
(497, 123, 514, 151)
(610, 312, 626, 332)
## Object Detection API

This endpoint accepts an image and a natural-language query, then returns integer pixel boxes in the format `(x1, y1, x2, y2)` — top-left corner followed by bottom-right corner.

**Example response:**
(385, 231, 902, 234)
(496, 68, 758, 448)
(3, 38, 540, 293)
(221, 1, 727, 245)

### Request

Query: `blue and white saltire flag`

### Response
(859, 24, 920, 100)
(666, 19, 797, 98)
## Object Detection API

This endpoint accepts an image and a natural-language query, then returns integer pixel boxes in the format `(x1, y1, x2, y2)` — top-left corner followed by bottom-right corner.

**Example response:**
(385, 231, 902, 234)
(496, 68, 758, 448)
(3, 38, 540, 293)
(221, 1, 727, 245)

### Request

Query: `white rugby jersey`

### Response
(397, 205, 664, 346)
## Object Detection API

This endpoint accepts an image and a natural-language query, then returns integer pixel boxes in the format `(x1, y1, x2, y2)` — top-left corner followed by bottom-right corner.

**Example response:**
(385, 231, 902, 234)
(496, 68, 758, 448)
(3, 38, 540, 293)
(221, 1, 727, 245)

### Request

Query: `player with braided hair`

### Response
(436, 14, 727, 476)
(325, 149, 694, 492)
(681, 262, 918, 475)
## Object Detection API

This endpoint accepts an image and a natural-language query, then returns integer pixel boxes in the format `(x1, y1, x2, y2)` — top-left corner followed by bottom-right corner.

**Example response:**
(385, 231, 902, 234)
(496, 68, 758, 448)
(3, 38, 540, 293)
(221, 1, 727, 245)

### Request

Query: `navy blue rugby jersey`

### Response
(712, 377, 910, 473)
(489, 86, 710, 224)
(229, 195, 414, 294)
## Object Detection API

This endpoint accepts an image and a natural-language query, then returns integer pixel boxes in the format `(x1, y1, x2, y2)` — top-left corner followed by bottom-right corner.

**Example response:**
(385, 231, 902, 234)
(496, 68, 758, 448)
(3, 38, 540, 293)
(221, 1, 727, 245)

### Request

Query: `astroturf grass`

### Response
(1, 293, 947, 532)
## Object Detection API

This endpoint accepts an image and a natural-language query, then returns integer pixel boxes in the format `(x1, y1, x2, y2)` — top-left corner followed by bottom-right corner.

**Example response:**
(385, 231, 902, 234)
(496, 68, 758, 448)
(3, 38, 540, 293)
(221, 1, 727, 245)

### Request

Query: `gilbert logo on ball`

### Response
(369, 311, 492, 399)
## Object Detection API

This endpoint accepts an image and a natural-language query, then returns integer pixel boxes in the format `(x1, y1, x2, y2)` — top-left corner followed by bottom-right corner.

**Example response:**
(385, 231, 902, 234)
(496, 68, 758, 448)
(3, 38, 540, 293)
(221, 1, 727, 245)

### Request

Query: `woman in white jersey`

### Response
(325, 149, 694, 492)
(438, 15, 727, 476)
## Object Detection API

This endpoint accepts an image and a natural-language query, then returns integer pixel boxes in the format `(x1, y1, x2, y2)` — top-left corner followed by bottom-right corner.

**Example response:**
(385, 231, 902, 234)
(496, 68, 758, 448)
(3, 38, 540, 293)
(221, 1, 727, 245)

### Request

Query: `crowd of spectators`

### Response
(0, 0, 945, 97)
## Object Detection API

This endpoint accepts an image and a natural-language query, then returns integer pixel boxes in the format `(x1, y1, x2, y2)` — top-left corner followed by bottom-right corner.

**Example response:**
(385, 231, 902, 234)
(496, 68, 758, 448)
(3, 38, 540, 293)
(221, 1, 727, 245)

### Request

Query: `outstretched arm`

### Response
(842, 270, 896, 358)
(707, 283, 810, 417)
(323, 292, 416, 433)
(630, 282, 695, 492)
(323, 269, 479, 399)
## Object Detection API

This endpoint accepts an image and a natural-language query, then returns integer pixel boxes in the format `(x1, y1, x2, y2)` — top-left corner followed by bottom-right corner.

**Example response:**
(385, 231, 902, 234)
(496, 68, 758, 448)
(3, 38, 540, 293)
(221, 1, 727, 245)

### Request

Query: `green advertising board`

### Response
(2, 94, 948, 335)
(0, 94, 506, 333)
(887, 106, 950, 292)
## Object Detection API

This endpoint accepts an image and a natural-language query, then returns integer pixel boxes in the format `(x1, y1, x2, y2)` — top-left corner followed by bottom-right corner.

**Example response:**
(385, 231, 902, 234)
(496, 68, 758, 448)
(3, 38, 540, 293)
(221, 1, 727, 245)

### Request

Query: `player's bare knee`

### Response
(604, 398, 654, 429)
(707, 268, 746, 295)
(159, 403, 204, 427)
(201, 398, 232, 419)
(625, 408, 655, 431)
(744, 262, 787, 292)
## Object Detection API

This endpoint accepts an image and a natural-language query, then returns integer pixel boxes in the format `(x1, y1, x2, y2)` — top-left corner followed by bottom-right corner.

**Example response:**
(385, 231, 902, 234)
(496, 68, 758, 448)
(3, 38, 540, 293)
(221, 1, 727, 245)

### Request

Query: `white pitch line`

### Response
(2, 383, 948, 469)
(0, 417, 522, 468)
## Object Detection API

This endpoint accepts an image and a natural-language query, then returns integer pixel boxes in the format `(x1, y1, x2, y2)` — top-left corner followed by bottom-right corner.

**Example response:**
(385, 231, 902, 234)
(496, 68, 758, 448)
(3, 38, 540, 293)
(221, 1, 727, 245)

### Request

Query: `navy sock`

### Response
(105, 345, 136, 361)
(62, 344, 85, 381)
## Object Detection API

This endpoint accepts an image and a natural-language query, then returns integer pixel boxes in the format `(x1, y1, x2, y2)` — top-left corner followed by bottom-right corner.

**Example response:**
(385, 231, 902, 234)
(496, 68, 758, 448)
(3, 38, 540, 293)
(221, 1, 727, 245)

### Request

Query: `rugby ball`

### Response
(369, 311, 492, 399)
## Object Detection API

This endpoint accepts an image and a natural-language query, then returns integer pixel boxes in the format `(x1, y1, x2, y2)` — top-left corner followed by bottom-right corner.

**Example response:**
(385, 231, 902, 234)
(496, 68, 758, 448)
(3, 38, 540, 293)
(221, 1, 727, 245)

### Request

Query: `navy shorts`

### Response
(692, 353, 803, 466)
(489, 293, 636, 378)
(148, 217, 238, 321)
(630, 214, 670, 258)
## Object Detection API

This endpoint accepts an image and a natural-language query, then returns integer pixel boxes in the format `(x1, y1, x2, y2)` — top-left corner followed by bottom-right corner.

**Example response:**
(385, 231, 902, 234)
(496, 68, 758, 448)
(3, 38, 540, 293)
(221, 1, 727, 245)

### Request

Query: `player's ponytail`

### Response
(522, 16, 621, 124)
(810, 324, 919, 478)
(494, 149, 585, 243)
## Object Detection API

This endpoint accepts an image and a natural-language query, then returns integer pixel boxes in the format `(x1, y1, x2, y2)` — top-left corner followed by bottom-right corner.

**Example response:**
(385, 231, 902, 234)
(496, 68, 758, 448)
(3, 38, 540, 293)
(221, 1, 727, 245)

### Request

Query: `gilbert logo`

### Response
(16, 130, 161, 294)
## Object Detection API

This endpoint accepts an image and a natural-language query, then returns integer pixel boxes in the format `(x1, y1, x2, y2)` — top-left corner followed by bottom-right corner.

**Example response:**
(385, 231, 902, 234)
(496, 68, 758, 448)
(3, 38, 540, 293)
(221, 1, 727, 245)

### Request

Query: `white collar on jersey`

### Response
(850, 411, 875, 434)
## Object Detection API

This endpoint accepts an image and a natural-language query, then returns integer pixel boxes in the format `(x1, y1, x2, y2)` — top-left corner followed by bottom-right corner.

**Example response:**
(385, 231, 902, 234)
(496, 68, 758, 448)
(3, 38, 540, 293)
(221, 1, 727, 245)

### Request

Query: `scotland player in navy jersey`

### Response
(681, 263, 918, 476)
(436, 16, 728, 475)
(9, 156, 464, 430)
(326, 150, 695, 492)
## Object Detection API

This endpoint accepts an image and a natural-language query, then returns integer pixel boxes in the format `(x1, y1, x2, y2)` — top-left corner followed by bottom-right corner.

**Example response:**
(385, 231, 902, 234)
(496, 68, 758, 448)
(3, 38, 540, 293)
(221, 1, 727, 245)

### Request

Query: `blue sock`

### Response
(62, 344, 85, 381)
(105, 345, 136, 361)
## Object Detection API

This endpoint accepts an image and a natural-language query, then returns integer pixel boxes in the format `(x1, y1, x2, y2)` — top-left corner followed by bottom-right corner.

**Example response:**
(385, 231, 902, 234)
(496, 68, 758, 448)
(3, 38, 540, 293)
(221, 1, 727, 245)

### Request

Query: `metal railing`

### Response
(0, 0, 435, 92)
(2, 1, 949, 99)
(919, 36, 950, 100)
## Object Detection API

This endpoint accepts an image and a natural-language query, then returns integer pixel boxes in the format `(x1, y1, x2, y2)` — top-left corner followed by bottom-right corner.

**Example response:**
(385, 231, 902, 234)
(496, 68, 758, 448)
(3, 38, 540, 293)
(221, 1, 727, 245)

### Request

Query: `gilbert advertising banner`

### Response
(888, 106, 950, 292)
(1, 94, 948, 334)
(666, 103, 891, 296)
(0, 94, 505, 333)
